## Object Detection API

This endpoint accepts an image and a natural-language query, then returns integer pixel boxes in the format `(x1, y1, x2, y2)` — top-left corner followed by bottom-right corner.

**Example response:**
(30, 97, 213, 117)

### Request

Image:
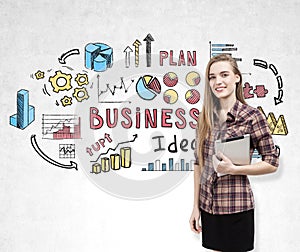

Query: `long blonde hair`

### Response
(197, 54, 246, 168)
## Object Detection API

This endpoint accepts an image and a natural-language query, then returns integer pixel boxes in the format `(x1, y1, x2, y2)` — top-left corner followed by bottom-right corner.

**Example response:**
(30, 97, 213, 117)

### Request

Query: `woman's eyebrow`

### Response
(209, 70, 229, 76)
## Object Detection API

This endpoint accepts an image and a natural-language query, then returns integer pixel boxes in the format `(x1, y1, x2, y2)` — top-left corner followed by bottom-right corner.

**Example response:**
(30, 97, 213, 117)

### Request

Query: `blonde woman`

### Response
(189, 54, 279, 251)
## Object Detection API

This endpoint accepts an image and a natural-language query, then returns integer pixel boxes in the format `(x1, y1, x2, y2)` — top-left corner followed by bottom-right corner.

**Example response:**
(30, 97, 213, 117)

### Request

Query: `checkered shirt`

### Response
(194, 100, 279, 215)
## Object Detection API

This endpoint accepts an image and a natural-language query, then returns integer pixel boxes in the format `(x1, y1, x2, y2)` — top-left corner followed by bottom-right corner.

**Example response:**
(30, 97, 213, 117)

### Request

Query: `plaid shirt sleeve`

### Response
(251, 109, 279, 167)
(194, 123, 199, 165)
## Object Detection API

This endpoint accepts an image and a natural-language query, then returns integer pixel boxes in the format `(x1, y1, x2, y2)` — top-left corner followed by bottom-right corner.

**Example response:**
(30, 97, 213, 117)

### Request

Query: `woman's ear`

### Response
(235, 74, 241, 84)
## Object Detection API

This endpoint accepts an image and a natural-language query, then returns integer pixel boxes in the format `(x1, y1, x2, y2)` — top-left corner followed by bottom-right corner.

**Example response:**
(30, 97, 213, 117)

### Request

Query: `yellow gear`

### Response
(61, 96, 72, 107)
(72, 87, 89, 102)
(75, 73, 89, 86)
(35, 70, 45, 80)
(49, 70, 72, 93)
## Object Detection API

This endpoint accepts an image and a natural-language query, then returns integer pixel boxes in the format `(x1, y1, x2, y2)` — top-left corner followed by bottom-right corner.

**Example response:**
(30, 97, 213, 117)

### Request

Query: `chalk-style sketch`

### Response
(136, 75, 161, 100)
(59, 144, 76, 159)
(31, 135, 78, 170)
(143, 33, 154, 67)
(58, 48, 80, 64)
(141, 158, 194, 172)
(9, 89, 35, 130)
(253, 59, 283, 105)
(85, 43, 113, 72)
(42, 114, 81, 139)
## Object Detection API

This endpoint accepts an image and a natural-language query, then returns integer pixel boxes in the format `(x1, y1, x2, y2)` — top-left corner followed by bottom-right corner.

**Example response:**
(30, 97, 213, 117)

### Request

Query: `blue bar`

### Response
(148, 163, 154, 171)
(10, 89, 35, 130)
(181, 159, 184, 171)
(186, 163, 189, 171)
(17, 89, 29, 129)
(162, 163, 166, 171)
(212, 44, 234, 47)
(169, 158, 173, 171)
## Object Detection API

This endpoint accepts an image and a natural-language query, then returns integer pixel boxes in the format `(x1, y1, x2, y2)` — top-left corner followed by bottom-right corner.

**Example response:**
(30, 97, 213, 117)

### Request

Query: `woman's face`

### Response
(208, 61, 240, 101)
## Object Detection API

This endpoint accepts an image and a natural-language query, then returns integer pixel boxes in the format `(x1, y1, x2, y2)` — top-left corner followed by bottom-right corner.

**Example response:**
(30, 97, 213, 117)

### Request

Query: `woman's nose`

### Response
(216, 75, 222, 84)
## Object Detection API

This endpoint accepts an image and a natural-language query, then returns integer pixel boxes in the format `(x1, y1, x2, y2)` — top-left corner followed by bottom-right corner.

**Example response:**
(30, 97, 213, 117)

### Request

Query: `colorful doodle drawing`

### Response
(58, 48, 80, 64)
(123, 46, 133, 68)
(253, 59, 283, 105)
(243, 83, 268, 99)
(98, 76, 134, 102)
(49, 70, 72, 93)
(42, 114, 81, 139)
(132, 39, 141, 67)
(209, 41, 241, 61)
(75, 73, 89, 86)
(73, 87, 89, 102)
(185, 89, 200, 104)
(61, 96, 72, 106)
(163, 72, 178, 87)
(91, 134, 138, 163)
(243, 82, 254, 99)
(163, 89, 178, 104)
(257, 106, 288, 135)
(136, 75, 161, 100)
(143, 33, 154, 67)
(31, 135, 78, 170)
(253, 84, 268, 98)
(35, 70, 45, 80)
(85, 43, 113, 72)
(91, 147, 132, 174)
(59, 144, 75, 159)
(185, 71, 201, 86)
(9, 89, 35, 130)
(141, 158, 194, 171)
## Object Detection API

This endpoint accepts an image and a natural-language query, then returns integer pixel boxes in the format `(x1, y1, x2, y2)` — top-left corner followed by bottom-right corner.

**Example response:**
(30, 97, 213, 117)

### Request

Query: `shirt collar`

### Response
(213, 99, 242, 123)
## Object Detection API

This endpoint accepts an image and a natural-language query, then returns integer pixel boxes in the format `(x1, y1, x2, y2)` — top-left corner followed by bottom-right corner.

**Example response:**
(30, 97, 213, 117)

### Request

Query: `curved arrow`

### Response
(58, 49, 80, 64)
(31, 134, 78, 170)
(274, 89, 283, 105)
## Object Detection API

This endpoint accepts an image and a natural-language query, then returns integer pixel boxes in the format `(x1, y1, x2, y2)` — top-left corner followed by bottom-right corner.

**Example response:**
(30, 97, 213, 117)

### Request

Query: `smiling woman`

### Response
(189, 54, 279, 252)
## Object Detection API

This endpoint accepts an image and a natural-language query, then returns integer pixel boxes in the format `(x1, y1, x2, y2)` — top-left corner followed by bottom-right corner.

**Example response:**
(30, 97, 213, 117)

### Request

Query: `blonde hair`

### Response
(197, 54, 246, 168)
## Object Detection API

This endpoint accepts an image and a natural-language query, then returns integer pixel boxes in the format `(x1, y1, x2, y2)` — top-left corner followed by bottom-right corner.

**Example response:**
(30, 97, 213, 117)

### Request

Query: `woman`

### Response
(189, 54, 279, 251)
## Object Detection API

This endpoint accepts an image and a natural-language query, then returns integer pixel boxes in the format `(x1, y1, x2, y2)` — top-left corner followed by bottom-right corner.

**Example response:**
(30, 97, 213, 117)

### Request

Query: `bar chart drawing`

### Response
(209, 41, 242, 61)
(141, 158, 194, 172)
(9, 89, 35, 130)
(42, 114, 81, 139)
(91, 147, 132, 174)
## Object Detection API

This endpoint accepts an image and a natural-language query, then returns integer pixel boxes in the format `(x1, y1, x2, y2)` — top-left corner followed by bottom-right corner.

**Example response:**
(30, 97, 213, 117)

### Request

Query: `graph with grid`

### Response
(59, 144, 75, 159)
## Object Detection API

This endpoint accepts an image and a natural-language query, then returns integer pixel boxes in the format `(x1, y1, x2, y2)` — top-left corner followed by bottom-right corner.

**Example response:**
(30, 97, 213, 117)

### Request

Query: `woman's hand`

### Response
(212, 152, 235, 175)
(189, 206, 202, 234)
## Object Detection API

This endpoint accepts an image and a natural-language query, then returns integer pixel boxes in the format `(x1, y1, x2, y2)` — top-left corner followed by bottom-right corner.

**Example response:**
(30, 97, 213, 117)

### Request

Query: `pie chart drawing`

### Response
(186, 71, 201, 86)
(163, 72, 178, 87)
(136, 75, 161, 100)
(85, 43, 113, 72)
(185, 89, 200, 104)
(163, 89, 178, 104)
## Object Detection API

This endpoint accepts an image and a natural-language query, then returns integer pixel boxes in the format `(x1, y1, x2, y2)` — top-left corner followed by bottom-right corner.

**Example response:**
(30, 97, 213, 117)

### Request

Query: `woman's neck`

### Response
(219, 97, 237, 113)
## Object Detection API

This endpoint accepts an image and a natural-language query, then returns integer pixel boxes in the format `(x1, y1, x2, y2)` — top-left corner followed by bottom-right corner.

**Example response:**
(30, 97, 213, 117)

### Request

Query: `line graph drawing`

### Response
(59, 144, 75, 158)
(98, 76, 134, 103)
(91, 134, 138, 163)
(42, 114, 81, 139)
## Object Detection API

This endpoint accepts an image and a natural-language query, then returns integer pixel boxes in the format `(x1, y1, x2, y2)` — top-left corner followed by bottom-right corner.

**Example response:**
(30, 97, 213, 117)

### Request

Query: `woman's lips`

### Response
(215, 86, 226, 92)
